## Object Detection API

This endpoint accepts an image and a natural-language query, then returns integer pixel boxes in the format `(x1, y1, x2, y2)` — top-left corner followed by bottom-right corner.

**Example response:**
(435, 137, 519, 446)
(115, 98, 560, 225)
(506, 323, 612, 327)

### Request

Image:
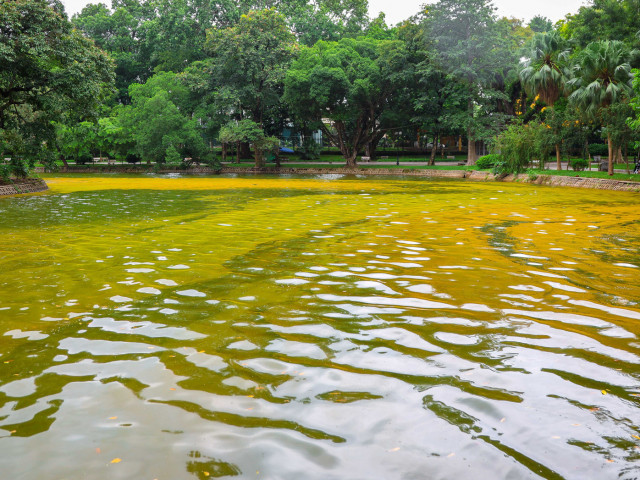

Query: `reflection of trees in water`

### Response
(187, 450, 241, 478)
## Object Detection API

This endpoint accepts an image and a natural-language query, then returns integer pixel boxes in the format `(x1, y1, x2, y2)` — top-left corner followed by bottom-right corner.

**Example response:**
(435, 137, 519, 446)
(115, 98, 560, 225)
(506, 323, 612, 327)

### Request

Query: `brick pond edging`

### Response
(30, 166, 640, 192)
(0, 178, 48, 196)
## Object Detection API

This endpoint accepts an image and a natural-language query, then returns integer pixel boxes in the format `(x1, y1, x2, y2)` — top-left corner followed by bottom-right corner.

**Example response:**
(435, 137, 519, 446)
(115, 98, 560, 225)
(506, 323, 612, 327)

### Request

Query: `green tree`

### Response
(218, 119, 278, 167)
(601, 101, 635, 171)
(519, 31, 572, 169)
(399, 20, 466, 165)
(73, 0, 153, 103)
(205, 9, 298, 127)
(627, 68, 640, 157)
(529, 15, 553, 33)
(96, 115, 135, 161)
(0, 0, 114, 170)
(118, 73, 207, 164)
(424, 0, 516, 165)
(493, 121, 540, 174)
(240, 0, 369, 46)
(56, 121, 97, 164)
(284, 37, 409, 166)
(558, 0, 640, 48)
(568, 40, 636, 174)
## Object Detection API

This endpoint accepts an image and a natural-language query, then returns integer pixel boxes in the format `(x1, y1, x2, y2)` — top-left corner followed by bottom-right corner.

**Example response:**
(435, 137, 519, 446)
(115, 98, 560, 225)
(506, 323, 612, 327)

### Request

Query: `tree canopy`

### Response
(284, 37, 409, 166)
(4, 0, 640, 176)
(0, 0, 113, 166)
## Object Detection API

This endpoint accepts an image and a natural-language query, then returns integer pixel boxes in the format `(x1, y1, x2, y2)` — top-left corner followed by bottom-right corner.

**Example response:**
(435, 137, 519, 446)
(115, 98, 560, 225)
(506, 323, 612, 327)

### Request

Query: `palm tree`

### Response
(568, 40, 635, 175)
(519, 31, 570, 170)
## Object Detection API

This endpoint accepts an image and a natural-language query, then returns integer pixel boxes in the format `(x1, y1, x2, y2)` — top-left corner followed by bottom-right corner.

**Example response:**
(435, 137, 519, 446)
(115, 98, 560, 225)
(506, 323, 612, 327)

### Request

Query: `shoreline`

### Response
(9, 166, 638, 196)
(0, 178, 49, 196)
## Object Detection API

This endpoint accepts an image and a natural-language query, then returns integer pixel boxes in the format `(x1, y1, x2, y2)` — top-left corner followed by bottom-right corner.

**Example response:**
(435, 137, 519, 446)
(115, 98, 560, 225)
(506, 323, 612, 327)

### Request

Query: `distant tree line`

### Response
(2, 0, 640, 177)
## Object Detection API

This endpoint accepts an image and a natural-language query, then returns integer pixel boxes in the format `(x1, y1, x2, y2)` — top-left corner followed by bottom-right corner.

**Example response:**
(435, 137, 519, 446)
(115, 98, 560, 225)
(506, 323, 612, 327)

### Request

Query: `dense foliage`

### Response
(3, 0, 640, 176)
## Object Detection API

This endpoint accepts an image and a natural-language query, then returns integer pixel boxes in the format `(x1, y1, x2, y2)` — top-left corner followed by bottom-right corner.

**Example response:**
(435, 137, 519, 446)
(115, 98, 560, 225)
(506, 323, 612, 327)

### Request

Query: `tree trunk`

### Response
(365, 141, 377, 161)
(221, 143, 227, 162)
(236, 142, 240, 163)
(366, 137, 382, 162)
(555, 143, 561, 171)
(607, 132, 613, 175)
(429, 133, 437, 166)
(60, 155, 69, 168)
(466, 137, 477, 165)
(239, 142, 251, 160)
(345, 152, 358, 168)
(617, 146, 622, 166)
(465, 98, 477, 165)
(624, 143, 629, 174)
(254, 148, 264, 169)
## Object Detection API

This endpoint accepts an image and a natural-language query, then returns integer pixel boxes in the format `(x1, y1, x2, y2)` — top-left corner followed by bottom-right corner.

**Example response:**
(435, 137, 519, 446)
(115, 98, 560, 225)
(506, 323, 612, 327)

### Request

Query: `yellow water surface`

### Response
(0, 174, 639, 479)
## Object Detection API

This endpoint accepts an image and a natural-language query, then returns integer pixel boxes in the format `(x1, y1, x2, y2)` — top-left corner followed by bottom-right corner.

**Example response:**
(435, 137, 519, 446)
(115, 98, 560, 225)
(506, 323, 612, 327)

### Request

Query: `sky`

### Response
(61, 0, 588, 25)
(371, 0, 588, 25)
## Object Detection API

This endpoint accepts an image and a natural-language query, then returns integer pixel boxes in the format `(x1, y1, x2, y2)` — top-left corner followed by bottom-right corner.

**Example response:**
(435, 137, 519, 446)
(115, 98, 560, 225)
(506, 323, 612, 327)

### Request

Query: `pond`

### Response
(0, 175, 639, 479)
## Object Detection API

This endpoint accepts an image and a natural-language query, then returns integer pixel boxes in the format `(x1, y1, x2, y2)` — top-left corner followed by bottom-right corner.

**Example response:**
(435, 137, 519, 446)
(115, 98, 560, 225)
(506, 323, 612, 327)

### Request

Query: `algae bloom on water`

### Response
(0, 175, 639, 479)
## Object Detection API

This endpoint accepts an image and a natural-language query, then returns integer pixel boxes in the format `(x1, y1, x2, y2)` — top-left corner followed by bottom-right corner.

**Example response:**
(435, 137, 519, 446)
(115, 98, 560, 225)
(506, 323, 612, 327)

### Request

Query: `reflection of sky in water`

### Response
(0, 175, 639, 479)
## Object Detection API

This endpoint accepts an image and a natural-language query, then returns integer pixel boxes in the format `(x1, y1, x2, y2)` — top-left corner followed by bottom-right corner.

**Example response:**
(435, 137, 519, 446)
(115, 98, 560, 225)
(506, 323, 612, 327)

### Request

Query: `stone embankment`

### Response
(466, 171, 640, 191)
(0, 178, 48, 196)
(28, 166, 640, 192)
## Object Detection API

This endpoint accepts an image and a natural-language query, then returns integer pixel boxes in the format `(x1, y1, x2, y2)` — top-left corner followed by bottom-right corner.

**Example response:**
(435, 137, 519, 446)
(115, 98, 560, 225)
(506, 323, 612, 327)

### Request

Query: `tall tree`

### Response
(202, 9, 297, 157)
(205, 9, 298, 126)
(73, 0, 153, 103)
(399, 20, 463, 164)
(529, 15, 553, 33)
(568, 40, 636, 174)
(558, 0, 640, 49)
(626, 68, 640, 159)
(0, 0, 114, 170)
(284, 37, 409, 166)
(519, 31, 571, 169)
(423, 0, 515, 164)
(117, 72, 207, 164)
(239, 0, 369, 45)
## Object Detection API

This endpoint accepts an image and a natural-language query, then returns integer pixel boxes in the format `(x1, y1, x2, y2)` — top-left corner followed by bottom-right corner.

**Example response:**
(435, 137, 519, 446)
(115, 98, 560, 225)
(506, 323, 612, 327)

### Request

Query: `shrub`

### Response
(76, 153, 93, 165)
(297, 137, 321, 160)
(493, 121, 541, 174)
(125, 153, 141, 164)
(201, 153, 222, 171)
(10, 158, 29, 178)
(492, 158, 508, 175)
(570, 158, 589, 171)
(0, 163, 11, 183)
(476, 154, 502, 169)
(164, 145, 182, 165)
(588, 144, 608, 157)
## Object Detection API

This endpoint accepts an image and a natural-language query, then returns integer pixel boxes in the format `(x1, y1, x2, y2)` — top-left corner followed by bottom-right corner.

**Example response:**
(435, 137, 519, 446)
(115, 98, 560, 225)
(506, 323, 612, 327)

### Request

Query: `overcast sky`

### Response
(61, 0, 587, 25)
(370, 0, 588, 25)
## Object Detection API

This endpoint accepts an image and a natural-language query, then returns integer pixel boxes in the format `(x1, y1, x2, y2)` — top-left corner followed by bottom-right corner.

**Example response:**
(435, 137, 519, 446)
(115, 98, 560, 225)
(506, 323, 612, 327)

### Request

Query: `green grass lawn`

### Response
(525, 169, 640, 182)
